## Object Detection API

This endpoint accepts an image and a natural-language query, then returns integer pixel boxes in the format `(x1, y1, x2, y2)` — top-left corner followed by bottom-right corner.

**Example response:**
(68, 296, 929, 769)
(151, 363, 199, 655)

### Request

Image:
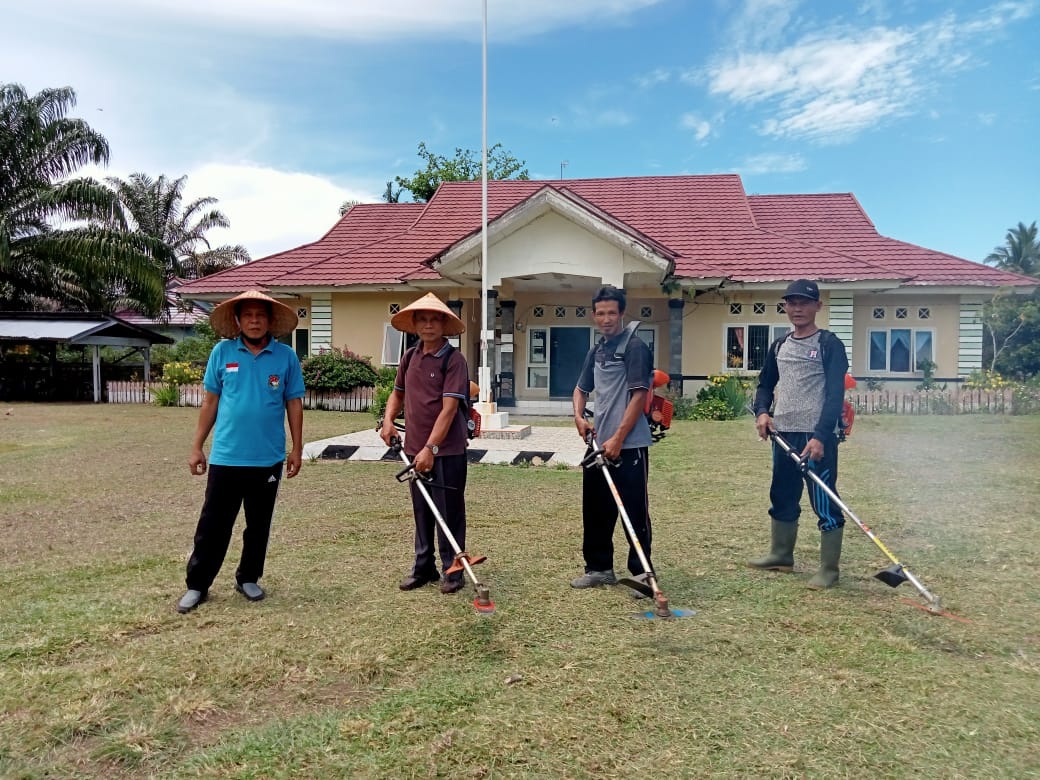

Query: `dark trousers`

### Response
(769, 432, 845, 532)
(185, 462, 283, 591)
(408, 453, 467, 580)
(582, 447, 652, 575)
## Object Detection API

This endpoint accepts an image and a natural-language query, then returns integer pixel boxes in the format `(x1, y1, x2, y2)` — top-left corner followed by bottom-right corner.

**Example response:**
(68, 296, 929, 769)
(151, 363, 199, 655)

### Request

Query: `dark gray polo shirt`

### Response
(577, 332, 653, 449)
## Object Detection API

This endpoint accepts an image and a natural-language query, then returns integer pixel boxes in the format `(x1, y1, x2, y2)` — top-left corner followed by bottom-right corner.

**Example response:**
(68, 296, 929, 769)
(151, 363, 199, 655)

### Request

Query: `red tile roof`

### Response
(748, 194, 1035, 286)
(178, 176, 1033, 296)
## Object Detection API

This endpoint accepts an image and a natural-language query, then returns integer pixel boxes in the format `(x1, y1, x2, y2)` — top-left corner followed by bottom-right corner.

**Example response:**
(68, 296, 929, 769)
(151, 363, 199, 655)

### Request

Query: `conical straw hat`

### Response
(390, 293, 465, 336)
(209, 290, 299, 339)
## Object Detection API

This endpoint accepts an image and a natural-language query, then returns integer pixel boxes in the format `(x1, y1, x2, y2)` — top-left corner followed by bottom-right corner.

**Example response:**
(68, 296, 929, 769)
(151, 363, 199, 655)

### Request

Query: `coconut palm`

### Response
(105, 172, 250, 280)
(0, 83, 168, 313)
(985, 221, 1039, 278)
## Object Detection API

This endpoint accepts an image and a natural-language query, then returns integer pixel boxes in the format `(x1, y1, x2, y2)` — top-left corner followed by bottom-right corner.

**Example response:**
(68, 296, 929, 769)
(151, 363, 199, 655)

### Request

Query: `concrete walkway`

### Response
(304, 423, 589, 467)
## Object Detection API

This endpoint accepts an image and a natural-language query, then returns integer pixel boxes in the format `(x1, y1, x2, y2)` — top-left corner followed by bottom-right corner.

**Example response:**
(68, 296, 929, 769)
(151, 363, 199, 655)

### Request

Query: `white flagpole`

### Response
(479, 0, 491, 405)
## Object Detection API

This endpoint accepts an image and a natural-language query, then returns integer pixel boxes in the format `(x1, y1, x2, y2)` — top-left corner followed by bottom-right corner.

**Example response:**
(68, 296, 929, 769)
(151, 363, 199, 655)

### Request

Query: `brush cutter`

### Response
(752, 409, 944, 614)
(580, 428, 694, 620)
(386, 426, 494, 615)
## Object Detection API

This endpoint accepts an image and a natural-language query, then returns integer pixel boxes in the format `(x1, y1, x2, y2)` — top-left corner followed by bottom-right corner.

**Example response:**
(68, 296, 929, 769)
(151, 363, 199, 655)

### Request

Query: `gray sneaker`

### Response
(176, 589, 206, 613)
(570, 569, 617, 589)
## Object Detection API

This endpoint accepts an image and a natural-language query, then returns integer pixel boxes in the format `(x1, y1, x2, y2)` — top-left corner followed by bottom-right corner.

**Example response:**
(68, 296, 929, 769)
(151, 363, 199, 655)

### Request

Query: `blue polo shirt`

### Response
(203, 337, 306, 466)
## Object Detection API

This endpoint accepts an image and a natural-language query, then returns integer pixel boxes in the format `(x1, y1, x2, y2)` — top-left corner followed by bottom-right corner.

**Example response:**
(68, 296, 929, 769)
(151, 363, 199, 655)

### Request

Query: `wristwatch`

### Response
(424, 443, 439, 454)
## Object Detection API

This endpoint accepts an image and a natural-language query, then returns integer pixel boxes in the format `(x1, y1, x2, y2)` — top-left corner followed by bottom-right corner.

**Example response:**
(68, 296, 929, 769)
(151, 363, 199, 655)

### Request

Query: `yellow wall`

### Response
(851, 294, 959, 378)
(312, 287, 968, 397)
(328, 291, 480, 368)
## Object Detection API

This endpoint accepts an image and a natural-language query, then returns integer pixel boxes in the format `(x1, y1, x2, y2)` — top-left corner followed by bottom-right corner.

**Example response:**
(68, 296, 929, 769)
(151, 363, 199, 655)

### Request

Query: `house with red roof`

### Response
(177, 174, 1034, 412)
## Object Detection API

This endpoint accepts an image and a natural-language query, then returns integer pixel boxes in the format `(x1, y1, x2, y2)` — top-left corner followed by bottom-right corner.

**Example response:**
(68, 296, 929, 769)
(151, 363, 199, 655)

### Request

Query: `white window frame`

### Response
(867, 327, 935, 373)
(381, 323, 405, 366)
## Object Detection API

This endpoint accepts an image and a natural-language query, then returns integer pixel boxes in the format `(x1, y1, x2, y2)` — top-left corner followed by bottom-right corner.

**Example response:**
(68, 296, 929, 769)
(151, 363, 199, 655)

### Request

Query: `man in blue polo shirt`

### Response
(176, 290, 305, 613)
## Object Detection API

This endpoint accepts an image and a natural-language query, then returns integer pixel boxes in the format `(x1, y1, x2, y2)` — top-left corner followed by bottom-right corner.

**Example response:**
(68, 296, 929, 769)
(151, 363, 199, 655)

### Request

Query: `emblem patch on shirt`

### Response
(808, 349, 819, 359)
(268, 374, 280, 390)
(226, 362, 239, 372)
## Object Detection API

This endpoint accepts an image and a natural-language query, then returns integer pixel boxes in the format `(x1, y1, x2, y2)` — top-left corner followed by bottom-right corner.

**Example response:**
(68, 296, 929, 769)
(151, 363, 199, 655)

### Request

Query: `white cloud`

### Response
(680, 113, 712, 141)
(634, 68, 672, 89)
(706, 1, 1037, 142)
(182, 163, 376, 259)
(727, 0, 800, 49)
(735, 153, 807, 175)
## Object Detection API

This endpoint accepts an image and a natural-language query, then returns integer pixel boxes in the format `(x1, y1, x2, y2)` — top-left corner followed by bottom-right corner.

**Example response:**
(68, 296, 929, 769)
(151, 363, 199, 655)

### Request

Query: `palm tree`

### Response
(0, 83, 167, 313)
(105, 173, 250, 281)
(985, 221, 1039, 278)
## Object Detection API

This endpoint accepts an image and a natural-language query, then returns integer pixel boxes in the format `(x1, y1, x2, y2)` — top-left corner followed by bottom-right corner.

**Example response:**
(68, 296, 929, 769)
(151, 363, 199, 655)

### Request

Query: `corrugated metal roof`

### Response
(0, 314, 174, 344)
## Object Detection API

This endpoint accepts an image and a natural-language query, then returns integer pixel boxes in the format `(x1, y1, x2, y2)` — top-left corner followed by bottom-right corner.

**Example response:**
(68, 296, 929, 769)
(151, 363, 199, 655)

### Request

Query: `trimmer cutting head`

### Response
(473, 585, 495, 615)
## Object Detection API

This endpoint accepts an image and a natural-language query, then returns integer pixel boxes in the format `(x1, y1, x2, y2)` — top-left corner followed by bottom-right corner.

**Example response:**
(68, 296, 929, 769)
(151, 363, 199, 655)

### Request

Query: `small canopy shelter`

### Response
(0, 312, 174, 402)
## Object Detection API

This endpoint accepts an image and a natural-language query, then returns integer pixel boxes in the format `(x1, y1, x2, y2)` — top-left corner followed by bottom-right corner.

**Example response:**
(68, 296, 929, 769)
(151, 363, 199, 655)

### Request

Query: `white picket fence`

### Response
(106, 381, 375, 411)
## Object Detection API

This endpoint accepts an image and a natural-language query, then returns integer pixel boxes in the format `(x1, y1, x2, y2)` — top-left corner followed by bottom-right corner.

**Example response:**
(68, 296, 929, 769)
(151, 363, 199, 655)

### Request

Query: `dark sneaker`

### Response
(236, 582, 265, 601)
(440, 577, 465, 594)
(399, 573, 438, 591)
(176, 589, 207, 613)
(570, 569, 617, 588)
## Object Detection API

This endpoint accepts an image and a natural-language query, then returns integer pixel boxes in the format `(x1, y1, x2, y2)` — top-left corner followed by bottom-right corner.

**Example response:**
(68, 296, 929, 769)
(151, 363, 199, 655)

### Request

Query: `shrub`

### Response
(149, 384, 181, 407)
(690, 397, 736, 420)
(162, 361, 203, 386)
(371, 365, 399, 421)
(302, 347, 379, 392)
(695, 374, 752, 419)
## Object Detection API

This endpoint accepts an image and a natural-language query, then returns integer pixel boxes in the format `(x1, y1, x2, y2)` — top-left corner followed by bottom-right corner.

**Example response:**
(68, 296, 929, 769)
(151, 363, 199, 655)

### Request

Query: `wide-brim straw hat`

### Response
(390, 293, 466, 336)
(209, 290, 299, 339)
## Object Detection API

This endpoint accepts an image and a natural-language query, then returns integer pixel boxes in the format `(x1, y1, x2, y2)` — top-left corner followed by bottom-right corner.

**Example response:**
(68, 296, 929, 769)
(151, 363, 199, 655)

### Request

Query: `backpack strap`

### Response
(612, 320, 642, 359)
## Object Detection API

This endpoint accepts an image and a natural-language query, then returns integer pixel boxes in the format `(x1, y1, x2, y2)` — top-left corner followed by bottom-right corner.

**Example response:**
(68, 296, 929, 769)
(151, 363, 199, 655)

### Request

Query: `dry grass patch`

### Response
(0, 404, 1037, 778)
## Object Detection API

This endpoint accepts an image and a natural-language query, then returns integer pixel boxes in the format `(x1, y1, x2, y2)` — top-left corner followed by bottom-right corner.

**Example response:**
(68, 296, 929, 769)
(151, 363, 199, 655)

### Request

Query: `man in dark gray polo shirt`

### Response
(571, 285, 654, 589)
(751, 279, 849, 589)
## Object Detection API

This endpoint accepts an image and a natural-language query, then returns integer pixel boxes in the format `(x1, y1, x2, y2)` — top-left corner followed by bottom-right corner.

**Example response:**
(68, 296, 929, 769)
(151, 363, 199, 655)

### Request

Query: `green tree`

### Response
(395, 141, 529, 203)
(0, 83, 167, 314)
(105, 172, 250, 280)
(381, 180, 402, 203)
(981, 221, 1040, 378)
(985, 221, 1039, 277)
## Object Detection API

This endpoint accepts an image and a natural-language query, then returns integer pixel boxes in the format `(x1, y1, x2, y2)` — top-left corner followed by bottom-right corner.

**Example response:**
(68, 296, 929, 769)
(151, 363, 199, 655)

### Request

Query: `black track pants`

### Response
(185, 462, 282, 591)
(768, 432, 845, 532)
(581, 446, 652, 576)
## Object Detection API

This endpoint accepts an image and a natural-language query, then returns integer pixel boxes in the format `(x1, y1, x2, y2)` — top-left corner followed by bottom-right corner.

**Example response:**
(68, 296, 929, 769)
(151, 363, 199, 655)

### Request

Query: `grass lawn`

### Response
(1, 404, 1037, 778)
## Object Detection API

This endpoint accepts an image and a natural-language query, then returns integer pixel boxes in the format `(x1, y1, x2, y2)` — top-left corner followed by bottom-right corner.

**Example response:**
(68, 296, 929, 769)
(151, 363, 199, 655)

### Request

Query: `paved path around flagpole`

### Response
(304, 423, 588, 467)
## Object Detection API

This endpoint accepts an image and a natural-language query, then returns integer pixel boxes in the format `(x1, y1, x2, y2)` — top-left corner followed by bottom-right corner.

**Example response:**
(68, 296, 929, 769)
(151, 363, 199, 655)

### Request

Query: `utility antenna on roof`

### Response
(560, 160, 568, 179)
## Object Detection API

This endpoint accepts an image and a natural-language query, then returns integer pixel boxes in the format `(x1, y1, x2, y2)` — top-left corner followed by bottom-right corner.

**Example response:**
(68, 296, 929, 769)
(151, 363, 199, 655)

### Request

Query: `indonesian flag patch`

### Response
(268, 374, 280, 390)
(225, 362, 239, 372)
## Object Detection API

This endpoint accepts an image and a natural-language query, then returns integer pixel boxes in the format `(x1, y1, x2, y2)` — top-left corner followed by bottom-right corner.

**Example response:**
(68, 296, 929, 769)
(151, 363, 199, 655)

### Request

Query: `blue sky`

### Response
(4, 0, 1037, 263)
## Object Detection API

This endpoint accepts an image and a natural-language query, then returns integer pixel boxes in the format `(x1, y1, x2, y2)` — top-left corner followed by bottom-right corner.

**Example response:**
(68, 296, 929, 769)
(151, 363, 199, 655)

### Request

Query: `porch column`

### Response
(143, 346, 151, 383)
(668, 298, 684, 394)
(497, 300, 516, 407)
(485, 290, 499, 401)
(447, 299, 463, 351)
(92, 344, 102, 403)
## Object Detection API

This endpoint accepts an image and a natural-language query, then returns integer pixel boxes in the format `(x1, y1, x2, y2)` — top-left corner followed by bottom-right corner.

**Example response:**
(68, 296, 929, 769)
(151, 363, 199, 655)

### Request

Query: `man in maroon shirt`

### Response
(379, 294, 471, 594)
